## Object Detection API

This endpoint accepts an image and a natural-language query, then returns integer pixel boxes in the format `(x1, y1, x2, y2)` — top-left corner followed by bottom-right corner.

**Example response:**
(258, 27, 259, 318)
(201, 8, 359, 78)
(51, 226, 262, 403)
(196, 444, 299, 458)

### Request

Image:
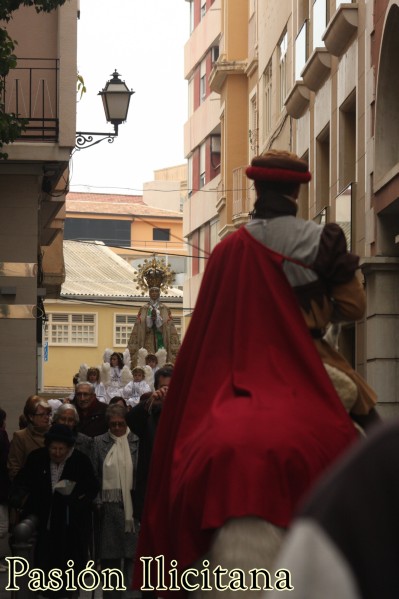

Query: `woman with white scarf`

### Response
(92, 404, 138, 597)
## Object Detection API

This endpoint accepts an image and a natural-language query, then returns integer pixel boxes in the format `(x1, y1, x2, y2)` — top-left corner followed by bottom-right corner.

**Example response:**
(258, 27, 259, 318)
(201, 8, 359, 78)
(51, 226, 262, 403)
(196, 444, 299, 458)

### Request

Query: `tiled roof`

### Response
(66, 192, 182, 218)
(61, 240, 183, 299)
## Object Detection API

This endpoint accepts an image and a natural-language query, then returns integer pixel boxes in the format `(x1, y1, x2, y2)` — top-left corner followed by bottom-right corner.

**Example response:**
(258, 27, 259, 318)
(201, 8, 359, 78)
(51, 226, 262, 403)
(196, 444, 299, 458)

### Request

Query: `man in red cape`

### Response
(133, 151, 360, 594)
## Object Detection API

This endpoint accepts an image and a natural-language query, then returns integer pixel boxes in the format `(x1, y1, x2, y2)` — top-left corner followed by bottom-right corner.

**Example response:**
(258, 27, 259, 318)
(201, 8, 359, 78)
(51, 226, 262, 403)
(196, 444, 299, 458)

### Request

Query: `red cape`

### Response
(134, 227, 357, 587)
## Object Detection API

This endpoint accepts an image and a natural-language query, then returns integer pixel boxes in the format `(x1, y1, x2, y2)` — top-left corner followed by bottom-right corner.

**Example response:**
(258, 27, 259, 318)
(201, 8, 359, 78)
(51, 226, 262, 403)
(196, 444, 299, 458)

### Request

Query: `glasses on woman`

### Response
(33, 410, 51, 418)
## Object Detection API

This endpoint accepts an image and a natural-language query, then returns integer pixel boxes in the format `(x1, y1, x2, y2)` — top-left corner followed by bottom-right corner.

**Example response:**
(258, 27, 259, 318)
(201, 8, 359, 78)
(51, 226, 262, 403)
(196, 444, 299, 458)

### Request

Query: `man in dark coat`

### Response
(73, 381, 107, 437)
(126, 367, 172, 522)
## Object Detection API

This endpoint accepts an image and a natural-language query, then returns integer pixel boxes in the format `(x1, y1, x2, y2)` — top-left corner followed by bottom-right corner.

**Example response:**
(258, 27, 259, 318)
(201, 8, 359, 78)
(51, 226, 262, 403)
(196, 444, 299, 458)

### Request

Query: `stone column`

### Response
(361, 258, 399, 419)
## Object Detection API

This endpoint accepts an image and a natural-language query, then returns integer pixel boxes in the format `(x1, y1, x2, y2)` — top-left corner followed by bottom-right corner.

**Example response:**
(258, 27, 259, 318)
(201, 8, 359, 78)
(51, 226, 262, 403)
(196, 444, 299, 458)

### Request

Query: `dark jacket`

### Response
(0, 428, 10, 503)
(11, 446, 99, 573)
(126, 400, 162, 521)
(73, 397, 108, 438)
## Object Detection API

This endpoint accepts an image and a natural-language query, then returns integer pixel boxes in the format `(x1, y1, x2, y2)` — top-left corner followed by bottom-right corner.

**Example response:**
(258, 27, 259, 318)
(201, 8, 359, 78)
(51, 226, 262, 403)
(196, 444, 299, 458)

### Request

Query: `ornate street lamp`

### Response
(75, 70, 135, 150)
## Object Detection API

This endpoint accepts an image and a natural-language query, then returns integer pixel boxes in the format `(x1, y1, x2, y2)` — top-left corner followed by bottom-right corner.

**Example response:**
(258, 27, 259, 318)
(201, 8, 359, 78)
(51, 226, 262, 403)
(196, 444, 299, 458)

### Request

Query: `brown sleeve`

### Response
(330, 275, 366, 322)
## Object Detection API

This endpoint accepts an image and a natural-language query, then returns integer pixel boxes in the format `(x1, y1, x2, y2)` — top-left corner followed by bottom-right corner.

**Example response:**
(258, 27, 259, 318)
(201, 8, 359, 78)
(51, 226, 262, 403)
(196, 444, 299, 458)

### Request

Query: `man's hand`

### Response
(145, 386, 168, 412)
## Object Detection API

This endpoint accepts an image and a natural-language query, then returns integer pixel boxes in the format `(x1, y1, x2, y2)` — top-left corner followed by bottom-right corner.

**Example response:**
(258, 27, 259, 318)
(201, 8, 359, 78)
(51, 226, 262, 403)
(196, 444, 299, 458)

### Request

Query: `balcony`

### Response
(209, 58, 247, 94)
(301, 47, 331, 91)
(3, 58, 59, 141)
(323, 3, 358, 57)
(284, 82, 311, 119)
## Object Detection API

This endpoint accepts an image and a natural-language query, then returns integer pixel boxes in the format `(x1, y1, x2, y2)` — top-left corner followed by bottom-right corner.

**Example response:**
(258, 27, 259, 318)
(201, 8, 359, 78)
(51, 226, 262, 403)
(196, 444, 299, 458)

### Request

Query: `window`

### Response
(200, 59, 206, 103)
(279, 31, 288, 110)
(339, 91, 356, 191)
(188, 0, 194, 33)
(263, 60, 272, 138)
(172, 316, 182, 338)
(188, 77, 194, 117)
(199, 143, 206, 188)
(211, 46, 219, 63)
(64, 218, 130, 246)
(249, 93, 258, 157)
(200, 0, 206, 19)
(295, 20, 308, 80)
(153, 228, 170, 241)
(114, 314, 136, 347)
(187, 155, 193, 197)
(316, 124, 330, 214)
(312, 0, 327, 50)
(46, 313, 97, 346)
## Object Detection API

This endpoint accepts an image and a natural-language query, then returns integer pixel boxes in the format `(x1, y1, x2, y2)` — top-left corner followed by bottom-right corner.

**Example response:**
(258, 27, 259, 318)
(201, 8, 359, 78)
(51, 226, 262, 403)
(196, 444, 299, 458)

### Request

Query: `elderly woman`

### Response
(53, 403, 93, 458)
(10, 423, 99, 596)
(92, 404, 138, 596)
(7, 395, 51, 480)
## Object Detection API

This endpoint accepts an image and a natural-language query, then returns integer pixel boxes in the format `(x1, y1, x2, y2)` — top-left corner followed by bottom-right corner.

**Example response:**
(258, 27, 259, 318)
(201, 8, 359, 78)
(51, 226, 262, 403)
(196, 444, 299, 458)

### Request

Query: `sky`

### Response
(69, 0, 189, 196)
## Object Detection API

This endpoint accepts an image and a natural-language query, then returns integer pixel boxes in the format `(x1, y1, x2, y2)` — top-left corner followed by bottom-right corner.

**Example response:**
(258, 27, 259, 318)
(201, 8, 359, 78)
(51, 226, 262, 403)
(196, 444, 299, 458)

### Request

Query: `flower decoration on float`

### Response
(135, 256, 176, 296)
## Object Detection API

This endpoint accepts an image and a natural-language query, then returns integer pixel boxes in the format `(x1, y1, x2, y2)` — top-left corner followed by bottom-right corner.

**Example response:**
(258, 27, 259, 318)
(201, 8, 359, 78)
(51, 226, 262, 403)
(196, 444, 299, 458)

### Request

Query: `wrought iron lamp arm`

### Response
(75, 123, 120, 151)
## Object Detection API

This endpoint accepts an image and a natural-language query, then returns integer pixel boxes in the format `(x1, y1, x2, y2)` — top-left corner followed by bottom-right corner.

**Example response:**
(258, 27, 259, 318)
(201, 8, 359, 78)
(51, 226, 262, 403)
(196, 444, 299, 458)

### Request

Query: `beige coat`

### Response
(7, 425, 46, 480)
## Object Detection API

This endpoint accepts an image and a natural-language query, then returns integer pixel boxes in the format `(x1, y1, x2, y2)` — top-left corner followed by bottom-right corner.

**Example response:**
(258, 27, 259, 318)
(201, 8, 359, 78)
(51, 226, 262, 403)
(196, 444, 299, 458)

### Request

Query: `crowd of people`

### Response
(0, 149, 386, 599)
(0, 363, 174, 598)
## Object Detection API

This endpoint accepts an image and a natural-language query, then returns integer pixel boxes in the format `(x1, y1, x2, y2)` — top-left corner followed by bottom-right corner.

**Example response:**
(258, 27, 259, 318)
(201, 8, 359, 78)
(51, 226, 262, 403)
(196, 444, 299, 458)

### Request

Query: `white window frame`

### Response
(249, 92, 258, 158)
(114, 313, 136, 347)
(188, 0, 194, 33)
(45, 312, 98, 346)
(200, 0, 206, 20)
(263, 60, 272, 138)
(279, 30, 288, 110)
(295, 20, 308, 80)
(312, 0, 327, 50)
(200, 59, 207, 103)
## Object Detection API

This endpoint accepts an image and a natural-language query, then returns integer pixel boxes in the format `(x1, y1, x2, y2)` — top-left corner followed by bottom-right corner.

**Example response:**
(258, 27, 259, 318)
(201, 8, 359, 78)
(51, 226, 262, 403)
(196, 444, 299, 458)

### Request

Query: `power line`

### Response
(68, 182, 255, 195)
(56, 295, 196, 313)
(68, 238, 210, 260)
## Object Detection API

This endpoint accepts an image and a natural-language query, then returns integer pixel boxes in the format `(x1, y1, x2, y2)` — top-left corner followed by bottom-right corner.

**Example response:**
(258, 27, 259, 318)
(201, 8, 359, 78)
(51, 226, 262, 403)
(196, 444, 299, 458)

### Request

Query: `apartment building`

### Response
(183, 0, 222, 330)
(0, 2, 78, 430)
(65, 191, 185, 269)
(264, 0, 398, 415)
(184, 0, 399, 414)
(367, 0, 399, 414)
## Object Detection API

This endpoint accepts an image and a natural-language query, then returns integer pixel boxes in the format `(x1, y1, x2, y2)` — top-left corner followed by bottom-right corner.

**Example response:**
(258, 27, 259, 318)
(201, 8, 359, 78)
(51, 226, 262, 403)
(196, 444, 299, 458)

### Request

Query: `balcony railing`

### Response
(2, 58, 59, 141)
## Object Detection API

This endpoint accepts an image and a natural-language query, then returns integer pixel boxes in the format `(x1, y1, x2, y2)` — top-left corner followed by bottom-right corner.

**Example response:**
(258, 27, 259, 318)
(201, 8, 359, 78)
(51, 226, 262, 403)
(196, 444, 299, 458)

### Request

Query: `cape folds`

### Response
(135, 226, 357, 589)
